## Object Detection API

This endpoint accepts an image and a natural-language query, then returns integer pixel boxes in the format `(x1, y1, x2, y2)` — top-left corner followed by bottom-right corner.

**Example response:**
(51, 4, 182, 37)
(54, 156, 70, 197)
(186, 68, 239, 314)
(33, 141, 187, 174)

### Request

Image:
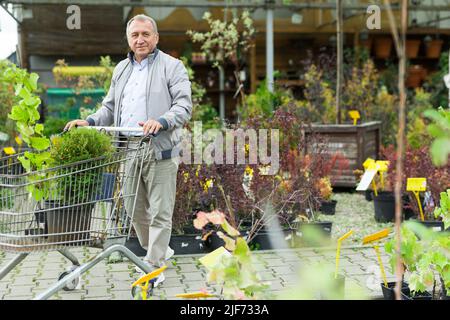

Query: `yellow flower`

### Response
(244, 166, 253, 177)
(203, 178, 214, 192)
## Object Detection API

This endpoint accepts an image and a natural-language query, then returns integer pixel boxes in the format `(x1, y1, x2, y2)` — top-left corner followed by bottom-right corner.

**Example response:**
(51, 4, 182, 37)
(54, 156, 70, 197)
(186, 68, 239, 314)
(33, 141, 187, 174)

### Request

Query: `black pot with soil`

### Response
(44, 200, 95, 245)
(381, 281, 410, 300)
(169, 233, 205, 255)
(400, 290, 433, 300)
(372, 191, 396, 223)
(320, 200, 337, 215)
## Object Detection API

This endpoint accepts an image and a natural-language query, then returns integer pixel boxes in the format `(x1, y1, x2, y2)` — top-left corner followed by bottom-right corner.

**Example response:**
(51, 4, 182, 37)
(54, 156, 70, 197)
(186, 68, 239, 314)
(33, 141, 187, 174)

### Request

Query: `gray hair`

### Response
(126, 14, 158, 36)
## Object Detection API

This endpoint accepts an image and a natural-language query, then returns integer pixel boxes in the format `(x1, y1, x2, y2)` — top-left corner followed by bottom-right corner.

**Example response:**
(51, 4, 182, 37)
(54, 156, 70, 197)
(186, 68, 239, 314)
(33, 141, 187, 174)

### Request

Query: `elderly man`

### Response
(65, 14, 192, 285)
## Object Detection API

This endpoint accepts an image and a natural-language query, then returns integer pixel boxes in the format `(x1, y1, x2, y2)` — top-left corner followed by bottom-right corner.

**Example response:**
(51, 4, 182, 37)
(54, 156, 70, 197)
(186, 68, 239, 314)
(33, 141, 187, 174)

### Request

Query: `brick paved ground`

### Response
(0, 245, 396, 300)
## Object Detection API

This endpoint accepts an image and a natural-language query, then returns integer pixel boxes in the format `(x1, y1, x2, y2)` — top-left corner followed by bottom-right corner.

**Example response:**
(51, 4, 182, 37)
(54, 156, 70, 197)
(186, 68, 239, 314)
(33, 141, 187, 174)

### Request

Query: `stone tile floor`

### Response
(0, 245, 396, 300)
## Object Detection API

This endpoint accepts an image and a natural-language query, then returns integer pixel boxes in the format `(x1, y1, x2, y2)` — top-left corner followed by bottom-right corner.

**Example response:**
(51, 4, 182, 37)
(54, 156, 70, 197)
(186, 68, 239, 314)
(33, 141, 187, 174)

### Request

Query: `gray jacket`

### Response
(86, 49, 192, 160)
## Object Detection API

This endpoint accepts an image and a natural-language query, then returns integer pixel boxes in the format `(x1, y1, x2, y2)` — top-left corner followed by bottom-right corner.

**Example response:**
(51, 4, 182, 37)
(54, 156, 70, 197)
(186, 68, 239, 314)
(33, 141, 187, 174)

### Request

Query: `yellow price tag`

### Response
(363, 158, 375, 170)
(15, 136, 23, 146)
(3, 147, 16, 155)
(175, 291, 216, 299)
(362, 228, 390, 245)
(376, 160, 389, 172)
(348, 110, 361, 125)
(406, 178, 427, 192)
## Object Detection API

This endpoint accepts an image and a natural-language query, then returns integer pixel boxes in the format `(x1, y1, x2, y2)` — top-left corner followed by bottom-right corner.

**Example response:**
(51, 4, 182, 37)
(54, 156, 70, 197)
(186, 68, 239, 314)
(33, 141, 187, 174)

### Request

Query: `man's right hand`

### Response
(64, 119, 89, 132)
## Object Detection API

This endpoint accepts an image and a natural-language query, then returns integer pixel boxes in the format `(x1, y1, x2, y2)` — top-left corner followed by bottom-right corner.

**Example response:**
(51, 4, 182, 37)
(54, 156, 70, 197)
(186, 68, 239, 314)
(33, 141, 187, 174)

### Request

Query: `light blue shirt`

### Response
(120, 55, 152, 136)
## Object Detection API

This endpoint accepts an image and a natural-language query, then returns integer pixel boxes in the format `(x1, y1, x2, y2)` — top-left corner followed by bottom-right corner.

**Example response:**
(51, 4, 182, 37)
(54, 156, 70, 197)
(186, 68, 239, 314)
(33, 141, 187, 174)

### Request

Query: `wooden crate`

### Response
(304, 121, 381, 187)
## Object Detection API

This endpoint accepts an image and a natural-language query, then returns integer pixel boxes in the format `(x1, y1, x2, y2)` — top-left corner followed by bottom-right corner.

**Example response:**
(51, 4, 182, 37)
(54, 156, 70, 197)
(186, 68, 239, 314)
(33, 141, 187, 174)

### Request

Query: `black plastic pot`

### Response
(381, 281, 410, 300)
(44, 201, 95, 244)
(372, 191, 396, 222)
(248, 229, 293, 250)
(365, 190, 373, 201)
(169, 234, 205, 255)
(413, 220, 445, 232)
(203, 232, 225, 252)
(320, 200, 337, 215)
(125, 236, 147, 257)
(400, 290, 432, 300)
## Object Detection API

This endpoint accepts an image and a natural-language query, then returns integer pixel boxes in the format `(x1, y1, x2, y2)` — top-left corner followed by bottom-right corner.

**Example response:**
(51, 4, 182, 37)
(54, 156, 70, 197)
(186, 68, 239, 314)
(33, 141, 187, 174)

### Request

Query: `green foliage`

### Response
(384, 221, 450, 296)
(238, 77, 290, 123)
(407, 88, 433, 149)
(0, 60, 19, 140)
(3, 63, 54, 200)
(51, 127, 112, 165)
(50, 128, 113, 204)
(43, 117, 68, 137)
(423, 53, 449, 108)
(180, 56, 221, 130)
(191, 103, 221, 130)
(434, 189, 450, 230)
(423, 107, 450, 166)
(194, 210, 272, 299)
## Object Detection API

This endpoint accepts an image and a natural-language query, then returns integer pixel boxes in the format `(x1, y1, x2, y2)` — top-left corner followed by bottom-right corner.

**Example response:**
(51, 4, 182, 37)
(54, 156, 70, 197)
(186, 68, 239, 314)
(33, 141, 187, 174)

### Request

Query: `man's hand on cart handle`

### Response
(138, 119, 163, 136)
(64, 119, 89, 132)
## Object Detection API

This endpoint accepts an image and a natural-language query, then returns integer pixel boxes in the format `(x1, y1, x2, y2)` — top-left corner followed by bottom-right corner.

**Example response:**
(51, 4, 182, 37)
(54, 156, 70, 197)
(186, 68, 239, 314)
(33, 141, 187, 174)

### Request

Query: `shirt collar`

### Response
(128, 49, 158, 65)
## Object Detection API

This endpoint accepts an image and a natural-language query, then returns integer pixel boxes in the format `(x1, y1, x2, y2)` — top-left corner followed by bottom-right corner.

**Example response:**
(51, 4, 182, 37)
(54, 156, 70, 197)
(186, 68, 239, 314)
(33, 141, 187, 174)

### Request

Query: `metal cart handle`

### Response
(72, 126, 159, 137)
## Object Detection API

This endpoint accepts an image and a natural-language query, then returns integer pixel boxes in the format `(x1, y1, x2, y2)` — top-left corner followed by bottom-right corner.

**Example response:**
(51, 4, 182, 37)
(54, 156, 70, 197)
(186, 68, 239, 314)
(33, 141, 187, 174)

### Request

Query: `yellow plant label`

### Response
(3, 147, 16, 155)
(132, 265, 167, 287)
(376, 160, 389, 172)
(363, 158, 375, 170)
(15, 136, 23, 146)
(175, 292, 216, 299)
(338, 230, 354, 242)
(406, 178, 427, 192)
(356, 169, 377, 191)
(362, 228, 390, 245)
(348, 110, 361, 120)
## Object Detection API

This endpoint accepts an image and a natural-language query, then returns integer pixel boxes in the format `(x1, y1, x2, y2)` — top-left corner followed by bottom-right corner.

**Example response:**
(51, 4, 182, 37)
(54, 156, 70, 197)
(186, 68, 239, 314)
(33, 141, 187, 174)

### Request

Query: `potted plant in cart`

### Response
(46, 128, 113, 243)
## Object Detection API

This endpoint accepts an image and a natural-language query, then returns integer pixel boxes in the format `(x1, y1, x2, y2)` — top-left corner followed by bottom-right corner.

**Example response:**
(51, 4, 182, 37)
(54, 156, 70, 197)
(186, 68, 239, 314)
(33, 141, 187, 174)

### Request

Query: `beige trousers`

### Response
(124, 142, 179, 268)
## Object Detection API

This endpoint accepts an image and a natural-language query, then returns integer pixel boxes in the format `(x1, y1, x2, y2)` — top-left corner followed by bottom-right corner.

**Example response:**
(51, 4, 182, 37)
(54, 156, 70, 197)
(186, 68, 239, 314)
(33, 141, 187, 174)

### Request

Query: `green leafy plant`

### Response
(434, 189, 450, 231)
(0, 60, 19, 141)
(193, 209, 272, 299)
(385, 221, 450, 297)
(4, 63, 53, 200)
(50, 127, 113, 204)
(423, 107, 450, 166)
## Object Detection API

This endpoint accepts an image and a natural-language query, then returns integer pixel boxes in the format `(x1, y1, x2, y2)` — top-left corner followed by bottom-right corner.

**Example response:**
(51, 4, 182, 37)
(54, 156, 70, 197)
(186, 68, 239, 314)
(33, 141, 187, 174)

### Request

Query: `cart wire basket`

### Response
(0, 127, 158, 300)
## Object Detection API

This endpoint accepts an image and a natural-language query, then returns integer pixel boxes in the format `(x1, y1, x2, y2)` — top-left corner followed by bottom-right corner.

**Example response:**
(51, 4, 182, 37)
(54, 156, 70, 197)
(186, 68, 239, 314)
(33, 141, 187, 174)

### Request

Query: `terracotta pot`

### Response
(374, 37, 393, 58)
(406, 39, 421, 58)
(406, 65, 424, 88)
(425, 39, 443, 58)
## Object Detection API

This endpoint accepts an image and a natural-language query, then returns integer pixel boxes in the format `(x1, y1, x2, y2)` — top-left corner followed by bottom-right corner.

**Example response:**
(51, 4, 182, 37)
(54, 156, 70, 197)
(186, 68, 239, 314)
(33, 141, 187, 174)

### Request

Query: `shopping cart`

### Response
(0, 127, 156, 300)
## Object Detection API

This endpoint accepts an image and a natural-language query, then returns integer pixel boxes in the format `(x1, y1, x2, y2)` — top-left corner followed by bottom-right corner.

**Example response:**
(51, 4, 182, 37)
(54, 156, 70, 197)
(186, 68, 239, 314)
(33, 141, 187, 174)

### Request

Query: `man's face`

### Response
(127, 19, 159, 59)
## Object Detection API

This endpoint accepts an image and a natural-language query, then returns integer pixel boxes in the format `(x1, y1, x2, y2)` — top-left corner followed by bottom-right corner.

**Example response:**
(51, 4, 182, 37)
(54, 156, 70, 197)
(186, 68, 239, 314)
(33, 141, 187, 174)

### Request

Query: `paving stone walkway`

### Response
(0, 245, 396, 300)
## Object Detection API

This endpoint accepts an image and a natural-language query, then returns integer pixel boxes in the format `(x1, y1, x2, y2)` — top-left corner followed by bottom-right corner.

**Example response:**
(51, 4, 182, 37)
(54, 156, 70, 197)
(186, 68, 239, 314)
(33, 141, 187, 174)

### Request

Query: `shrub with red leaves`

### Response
(381, 144, 450, 220)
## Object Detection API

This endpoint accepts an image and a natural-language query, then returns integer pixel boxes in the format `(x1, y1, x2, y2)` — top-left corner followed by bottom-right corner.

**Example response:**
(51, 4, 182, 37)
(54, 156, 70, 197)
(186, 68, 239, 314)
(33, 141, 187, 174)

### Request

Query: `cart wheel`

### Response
(131, 285, 154, 300)
(58, 271, 80, 291)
